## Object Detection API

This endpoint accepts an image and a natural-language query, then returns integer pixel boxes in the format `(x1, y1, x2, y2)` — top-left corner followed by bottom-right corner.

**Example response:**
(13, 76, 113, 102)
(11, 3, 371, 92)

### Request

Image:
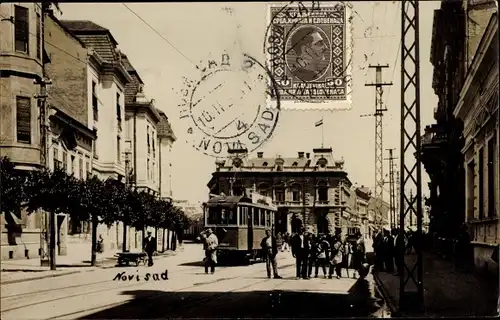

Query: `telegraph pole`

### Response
(400, 0, 424, 312)
(363, 64, 393, 229)
(385, 148, 397, 229)
(35, 6, 55, 270)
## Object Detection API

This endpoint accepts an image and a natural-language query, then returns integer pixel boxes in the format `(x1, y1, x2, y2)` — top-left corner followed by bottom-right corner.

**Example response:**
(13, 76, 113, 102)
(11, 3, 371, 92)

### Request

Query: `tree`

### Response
(0, 157, 28, 218)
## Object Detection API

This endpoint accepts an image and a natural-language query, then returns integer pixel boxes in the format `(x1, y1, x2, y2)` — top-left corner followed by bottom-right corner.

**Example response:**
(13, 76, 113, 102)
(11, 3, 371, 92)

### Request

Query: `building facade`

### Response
(0, 2, 45, 260)
(157, 109, 176, 201)
(454, 12, 499, 274)
(207, 148, 356, 236)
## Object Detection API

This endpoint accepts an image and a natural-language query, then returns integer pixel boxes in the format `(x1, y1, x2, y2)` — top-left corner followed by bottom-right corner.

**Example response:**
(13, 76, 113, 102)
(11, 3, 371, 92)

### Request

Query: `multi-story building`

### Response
(121, 53, 161, 195)
(422, 0, 468, 240)
(354, 186, 371, 240)
(60, 20, 131, 182)
(0, 3, 45, 260)
(157, 109, 176, 201)
(206, 148, 356, 235)
(454, 12, 499, 275)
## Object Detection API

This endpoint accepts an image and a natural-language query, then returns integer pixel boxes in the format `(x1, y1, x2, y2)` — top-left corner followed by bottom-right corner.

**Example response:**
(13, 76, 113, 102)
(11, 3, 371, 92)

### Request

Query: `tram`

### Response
(203, 194, 277, 263)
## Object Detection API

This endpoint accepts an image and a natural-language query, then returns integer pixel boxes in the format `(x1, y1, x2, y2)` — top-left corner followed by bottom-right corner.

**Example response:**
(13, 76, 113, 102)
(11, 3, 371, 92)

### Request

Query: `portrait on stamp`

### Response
(266, 2, 352, 104)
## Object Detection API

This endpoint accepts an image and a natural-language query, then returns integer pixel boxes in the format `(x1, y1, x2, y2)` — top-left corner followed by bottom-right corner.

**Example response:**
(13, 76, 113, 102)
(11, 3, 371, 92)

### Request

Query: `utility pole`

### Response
(35, 6, 55, 270)
(363, 64, 393, 229)
(395, 170, 400, 223)
(400, 0, 424, 312)
(385, 149, 397, 229)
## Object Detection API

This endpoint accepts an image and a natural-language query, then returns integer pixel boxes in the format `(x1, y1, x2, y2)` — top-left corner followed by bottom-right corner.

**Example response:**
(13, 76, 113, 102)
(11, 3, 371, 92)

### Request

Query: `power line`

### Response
(121, 3, 199, 70)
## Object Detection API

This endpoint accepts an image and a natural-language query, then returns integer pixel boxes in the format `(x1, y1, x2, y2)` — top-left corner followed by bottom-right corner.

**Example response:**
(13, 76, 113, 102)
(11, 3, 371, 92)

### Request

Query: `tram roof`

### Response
(206, 195, 252, 205)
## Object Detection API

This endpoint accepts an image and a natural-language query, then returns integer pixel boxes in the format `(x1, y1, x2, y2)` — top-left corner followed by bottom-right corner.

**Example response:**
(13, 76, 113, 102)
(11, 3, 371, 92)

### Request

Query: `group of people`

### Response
(289, 227, 368, 280)
(372, 228, 409, 275)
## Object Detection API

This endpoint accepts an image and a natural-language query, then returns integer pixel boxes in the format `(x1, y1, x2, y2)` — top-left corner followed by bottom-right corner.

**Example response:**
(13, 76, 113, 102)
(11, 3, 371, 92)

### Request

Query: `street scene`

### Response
(1, 1, 499, 319)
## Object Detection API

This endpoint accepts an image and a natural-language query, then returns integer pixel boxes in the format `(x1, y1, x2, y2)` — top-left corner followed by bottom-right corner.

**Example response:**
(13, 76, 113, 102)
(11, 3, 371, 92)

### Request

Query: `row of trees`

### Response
(0, 156, 191, 265)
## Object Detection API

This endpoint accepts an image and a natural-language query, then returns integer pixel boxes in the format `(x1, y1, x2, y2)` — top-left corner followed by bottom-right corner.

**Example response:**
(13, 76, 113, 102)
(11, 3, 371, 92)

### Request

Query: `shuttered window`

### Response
(14, 6, 29, 53)
(16, 96, 31, 143)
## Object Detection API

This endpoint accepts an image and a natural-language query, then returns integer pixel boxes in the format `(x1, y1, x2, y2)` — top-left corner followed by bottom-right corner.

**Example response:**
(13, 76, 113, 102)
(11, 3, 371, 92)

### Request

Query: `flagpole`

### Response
(321, 116, 324, 148)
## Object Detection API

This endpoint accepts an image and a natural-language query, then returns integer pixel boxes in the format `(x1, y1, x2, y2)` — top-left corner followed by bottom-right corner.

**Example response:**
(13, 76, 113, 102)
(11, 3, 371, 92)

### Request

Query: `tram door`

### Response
(247, 206, 253, 251)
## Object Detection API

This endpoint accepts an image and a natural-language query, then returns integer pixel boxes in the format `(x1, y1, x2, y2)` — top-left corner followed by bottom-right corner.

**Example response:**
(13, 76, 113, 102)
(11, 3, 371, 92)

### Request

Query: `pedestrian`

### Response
(329, 235, 344, 279)
(315, 235, 330, 278)
(373, 230, 384, 271)
(143, 231, 156, 267)
(260, 229, 282, 279)
(291, 227, 310, 279)
(406, 230, 414, 255)
(281, 232, 290, 251)
(352, 231, 367, 279)
(276, 232, 283, 251)
(393, 229, 406, 276)
(342, 235, 353, 278)
(204, 228, 218, 274)
(308, 234, 318, 278)
(382, 228, 394, 273)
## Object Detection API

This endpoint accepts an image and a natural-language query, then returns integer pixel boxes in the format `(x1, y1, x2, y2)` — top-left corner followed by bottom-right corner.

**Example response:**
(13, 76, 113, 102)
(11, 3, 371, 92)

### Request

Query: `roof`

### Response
(156, 108, 177, 141)
(60, 20, 119, 62)
(206, 195, 252, 206)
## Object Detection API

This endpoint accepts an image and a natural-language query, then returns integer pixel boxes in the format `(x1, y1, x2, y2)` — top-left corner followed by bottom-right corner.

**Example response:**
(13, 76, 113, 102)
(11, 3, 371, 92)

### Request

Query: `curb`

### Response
(373, 271, 401, 317)
(1, 250, 178, 285)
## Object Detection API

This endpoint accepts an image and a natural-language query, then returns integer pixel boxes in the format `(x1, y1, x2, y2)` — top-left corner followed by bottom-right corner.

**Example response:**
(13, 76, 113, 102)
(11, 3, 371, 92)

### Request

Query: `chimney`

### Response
(306, 153, 310, 159)
(298, 152, 304, 158)
(257, 152, 263, 158)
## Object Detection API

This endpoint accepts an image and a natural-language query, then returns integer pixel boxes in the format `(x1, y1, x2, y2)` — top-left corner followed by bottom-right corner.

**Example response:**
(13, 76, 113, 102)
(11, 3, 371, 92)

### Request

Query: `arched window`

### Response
(232, 180, 244, 196)
(290, 183, 301, 202)
(317, 181, 328, 202)
(258, 183, 270, 198)
(262, 162, 268, 166)
(274, 184, 285, 203)
(292, 162, 298, 166)
(316, 157, 328, 168)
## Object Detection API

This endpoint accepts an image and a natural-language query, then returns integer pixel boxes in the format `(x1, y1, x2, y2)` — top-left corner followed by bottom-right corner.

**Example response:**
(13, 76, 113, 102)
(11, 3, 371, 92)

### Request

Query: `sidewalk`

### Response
(374, 251, 499, 317)
(1, 242, 176, 284)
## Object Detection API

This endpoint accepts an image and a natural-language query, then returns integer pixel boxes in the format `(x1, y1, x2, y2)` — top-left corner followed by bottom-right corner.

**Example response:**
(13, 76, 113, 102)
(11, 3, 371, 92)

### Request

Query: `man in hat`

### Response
(291, 226, 310, 279)
(143, 230, 157, 267)
(204, 228, 218, 274)
(260, 229, 282, 279)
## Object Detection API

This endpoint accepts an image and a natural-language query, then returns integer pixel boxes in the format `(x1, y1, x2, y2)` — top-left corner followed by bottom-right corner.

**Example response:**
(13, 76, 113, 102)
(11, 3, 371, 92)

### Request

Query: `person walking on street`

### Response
(383, 228, 394, 273)
(144, 231, 156, 267)
(204, 228, 218, 274)
(308, 234, 318, 278)
(352, 231, 367, 279)
(291, 227, 310, 279)
(281, 232, 290, 251)
(373, 230, 384, 271)
(260, 229, 282, 279)
(315, 235, 330, 278)
(329, 235, 344, 279)
(393, 229, 406, 276)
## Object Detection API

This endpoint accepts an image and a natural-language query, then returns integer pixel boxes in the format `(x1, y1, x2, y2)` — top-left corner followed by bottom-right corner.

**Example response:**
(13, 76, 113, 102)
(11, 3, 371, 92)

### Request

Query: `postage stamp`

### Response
(176, 53, 280, 157)
(264, 1, 353, 108)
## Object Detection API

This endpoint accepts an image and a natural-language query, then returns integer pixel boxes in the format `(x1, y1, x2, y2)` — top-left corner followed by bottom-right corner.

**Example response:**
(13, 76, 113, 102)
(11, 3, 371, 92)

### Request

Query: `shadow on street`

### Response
(79, 279, 382, 318)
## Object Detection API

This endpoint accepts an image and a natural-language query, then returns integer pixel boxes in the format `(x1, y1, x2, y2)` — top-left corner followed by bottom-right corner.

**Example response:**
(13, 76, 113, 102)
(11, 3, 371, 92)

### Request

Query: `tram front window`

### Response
(207, 207, 237, 225)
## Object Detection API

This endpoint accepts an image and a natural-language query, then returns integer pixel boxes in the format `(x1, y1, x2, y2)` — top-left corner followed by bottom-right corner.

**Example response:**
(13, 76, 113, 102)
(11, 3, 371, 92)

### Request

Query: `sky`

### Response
(58, 1, 440, 203)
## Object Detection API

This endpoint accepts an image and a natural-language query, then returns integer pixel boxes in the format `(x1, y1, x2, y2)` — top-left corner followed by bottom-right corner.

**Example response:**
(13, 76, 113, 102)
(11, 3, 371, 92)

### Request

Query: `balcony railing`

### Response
(422, 126, 448, 146)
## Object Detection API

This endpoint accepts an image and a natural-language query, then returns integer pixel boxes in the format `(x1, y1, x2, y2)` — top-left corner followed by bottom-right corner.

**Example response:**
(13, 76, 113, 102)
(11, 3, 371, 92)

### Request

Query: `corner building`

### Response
(207, 148, 356, 235)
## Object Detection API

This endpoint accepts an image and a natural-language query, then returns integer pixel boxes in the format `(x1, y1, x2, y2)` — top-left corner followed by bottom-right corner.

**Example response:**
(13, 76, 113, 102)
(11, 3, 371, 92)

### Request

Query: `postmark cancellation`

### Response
(176, 53, 280, 158)
(265, 1, 353, 109)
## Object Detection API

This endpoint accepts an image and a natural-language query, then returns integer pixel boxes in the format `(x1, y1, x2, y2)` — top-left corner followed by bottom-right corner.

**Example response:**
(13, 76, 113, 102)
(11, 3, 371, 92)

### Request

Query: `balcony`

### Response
(422, 125, 448, 148)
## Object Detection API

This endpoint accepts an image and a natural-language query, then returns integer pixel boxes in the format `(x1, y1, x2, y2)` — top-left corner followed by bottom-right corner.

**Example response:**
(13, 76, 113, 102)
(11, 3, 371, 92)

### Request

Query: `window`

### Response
(147, 127, 150, 154)
(275, 187, 285, 202)
(152, 138, 155, 158)
(487, 138, 496, 217)
(62, 151, 68, 173)
(239, 207, 248, 226)
(92, 81, 98, 121)
(53, 147, 61, 170)
(260, 209, 265, 227)
(116, 136, 121, 163)
(16, 96, 31, 143)
(14, 6, 29, 53)
(207, 207, 218, 225)
(36, 13, 41, 59)
(116, 92, 122, 130)
(291, 185, 301, 202)
(265, 210, 271, 227)
(478, 148, 484, 219)
(79, 157, 83, 179)
(147, 159, 150, 179)
(253, 208, 260, 226)
(70, 155, 75, 175)
(318, 182, 328, 202)
(86, 161, 90, 179)
(227, 208, 237, 225)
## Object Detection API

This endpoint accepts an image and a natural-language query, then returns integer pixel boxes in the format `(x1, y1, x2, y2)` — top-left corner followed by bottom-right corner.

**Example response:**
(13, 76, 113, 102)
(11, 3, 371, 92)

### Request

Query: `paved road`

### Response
(1, 244, 390, 319)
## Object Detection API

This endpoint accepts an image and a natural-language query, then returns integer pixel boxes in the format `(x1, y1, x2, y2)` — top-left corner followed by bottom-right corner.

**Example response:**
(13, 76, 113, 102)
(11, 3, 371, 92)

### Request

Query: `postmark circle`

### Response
(263, 1, 352, 103)
(178, 54, 281, 158)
